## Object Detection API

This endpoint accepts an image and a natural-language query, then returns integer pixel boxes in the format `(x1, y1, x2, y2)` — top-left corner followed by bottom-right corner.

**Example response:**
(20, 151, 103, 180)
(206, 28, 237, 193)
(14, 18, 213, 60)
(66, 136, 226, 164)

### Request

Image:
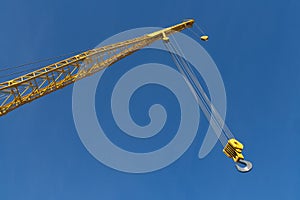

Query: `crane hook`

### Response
(223, 138, 253, 173)
(235, 159, 253, 173)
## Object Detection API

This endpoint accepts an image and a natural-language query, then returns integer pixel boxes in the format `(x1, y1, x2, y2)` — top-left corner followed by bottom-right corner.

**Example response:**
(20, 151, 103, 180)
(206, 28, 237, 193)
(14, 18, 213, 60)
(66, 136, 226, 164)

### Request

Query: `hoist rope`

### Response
(171, 37, 234, 140)
(165, 42, 229, 146)
(194, 22, 206, 35)
(164, 37, 235, 146)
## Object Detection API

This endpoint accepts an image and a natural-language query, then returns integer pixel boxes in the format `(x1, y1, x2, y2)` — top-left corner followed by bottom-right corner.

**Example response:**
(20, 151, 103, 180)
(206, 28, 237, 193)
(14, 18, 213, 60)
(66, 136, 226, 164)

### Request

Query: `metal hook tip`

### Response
(235, 159, 253, 173)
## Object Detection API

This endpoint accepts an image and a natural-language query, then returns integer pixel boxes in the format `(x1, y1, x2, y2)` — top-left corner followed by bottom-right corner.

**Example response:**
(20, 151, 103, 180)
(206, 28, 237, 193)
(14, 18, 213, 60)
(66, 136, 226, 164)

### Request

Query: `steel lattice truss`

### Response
(0, 19, 194, 116)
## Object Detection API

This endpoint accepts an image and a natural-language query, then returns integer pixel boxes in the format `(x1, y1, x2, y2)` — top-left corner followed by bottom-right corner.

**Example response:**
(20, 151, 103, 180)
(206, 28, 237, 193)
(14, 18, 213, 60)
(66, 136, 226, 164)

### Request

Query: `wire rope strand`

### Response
(163, 41, 228, 146)
(194, 22, 206, 35)
(170, 37, 234, 139)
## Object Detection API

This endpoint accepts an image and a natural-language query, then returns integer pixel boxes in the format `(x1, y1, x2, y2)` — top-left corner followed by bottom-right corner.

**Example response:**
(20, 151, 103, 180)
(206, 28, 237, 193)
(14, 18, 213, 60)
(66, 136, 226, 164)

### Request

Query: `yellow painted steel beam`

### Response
(0, 19, 194, 116)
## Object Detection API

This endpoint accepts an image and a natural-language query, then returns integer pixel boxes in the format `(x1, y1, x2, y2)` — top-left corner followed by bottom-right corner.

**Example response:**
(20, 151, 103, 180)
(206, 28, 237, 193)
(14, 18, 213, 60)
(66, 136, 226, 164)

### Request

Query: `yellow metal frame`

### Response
(223, 138, 245, 162)
(0, 19, 194, 116)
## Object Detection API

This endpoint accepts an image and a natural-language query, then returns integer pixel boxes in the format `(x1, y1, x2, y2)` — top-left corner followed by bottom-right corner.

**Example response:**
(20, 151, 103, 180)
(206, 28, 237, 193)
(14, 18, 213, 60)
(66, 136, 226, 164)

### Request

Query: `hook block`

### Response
(223, 138, 245, 162)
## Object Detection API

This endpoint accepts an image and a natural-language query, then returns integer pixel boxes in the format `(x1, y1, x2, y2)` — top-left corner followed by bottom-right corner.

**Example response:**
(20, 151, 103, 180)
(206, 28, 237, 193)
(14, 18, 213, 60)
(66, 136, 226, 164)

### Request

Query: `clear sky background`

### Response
(0, 0, 299, 199)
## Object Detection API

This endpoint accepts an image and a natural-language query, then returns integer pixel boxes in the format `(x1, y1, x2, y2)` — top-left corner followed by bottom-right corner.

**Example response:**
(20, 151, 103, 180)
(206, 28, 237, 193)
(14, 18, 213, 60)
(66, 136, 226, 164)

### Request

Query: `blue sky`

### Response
(0, 0, 300, 199)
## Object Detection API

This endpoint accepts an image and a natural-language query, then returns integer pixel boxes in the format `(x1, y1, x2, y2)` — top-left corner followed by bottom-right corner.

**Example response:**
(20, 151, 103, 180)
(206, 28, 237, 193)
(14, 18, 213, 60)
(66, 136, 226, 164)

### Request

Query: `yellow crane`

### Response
(0, 19, 252, 172)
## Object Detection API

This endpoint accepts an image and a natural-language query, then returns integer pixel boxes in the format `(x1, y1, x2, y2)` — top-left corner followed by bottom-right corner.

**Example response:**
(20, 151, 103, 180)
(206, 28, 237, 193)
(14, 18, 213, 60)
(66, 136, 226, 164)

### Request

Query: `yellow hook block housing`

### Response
(223, 138, 245, 162)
